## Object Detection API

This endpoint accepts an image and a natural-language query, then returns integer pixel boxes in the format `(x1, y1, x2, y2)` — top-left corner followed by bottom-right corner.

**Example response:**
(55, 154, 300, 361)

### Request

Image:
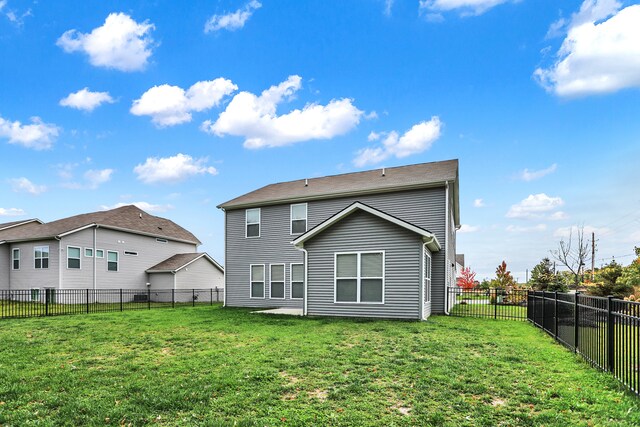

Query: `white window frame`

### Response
(290, 203, 308, 235)
(245, 208, 261, 238)
(30, 288, 40, 302)
(95, 249, 104, 258)
(67, 246, 81, 270)
(107, 250, 119, 272)
(334, 251, 385, 304)
(12, 248, 20, 270)
(34, 245, 49, 269)
(290, 263, 304, 300)
(250, 264, 265, 299)
(269, 264, 286, 300)
(424, 251, 432, 303)
(84, 248, 94, 258)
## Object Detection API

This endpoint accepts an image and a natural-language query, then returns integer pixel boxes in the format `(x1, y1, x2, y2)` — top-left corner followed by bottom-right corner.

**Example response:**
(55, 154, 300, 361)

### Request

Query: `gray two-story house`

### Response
(218, 159, 460, 320)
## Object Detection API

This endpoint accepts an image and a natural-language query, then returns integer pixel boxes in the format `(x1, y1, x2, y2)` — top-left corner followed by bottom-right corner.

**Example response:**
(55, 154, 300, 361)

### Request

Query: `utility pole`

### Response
(526, 269, 529, 283)
(591, 232, 595, 281)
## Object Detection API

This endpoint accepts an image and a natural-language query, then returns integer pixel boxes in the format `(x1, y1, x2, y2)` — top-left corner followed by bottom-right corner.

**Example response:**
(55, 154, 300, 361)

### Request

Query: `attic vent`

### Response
(382, 168, 385, 177)
(156, 238, 168, 244)
(139, 213, 142, 218)
(304, 179, 308, 187)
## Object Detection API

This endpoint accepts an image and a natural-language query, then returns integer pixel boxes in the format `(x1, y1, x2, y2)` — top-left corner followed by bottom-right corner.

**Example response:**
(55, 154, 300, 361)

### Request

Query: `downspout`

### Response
(422, 236, 436, 321)
(444, 181, 450, 315)
(222, 207, 227, 308)
(93, 226, 97, 293)
(55, 236, 62, 290)
(293, 244, 308, 316)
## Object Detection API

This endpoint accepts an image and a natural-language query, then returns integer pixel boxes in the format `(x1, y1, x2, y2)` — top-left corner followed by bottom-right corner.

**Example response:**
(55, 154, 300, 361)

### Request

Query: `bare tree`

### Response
(551, 225, 590, 289)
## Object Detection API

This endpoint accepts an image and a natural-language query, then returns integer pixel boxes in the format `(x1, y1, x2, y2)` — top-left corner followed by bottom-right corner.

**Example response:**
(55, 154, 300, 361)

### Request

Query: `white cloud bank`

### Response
(10, 177, 46, 195)
(101, 201, 173, 213)
(535, 1, 640, 97)
(518, 163, 557, 181)
(205, 0, 261, 33)
(131, 78, 237, 127)
(134, 153, 218, 184)
(506, 193, 565, 220)
(202, 75, 363, 149)
(419, 0, 513, 17)
(60, 88, 115, 112)
(57, 12, 155, 72)
(353, 117, 442, 167)
(554, 224, 612, 238)
(62, 168, 114, 190)
(473, 198, 485, 208)
(0, 116, 60, 150)
(458, 224, 480, 233)
(0, 207, 25, 217)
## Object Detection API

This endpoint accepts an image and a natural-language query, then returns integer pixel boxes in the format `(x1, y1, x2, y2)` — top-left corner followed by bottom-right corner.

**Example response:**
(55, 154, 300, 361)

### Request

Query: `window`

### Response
(290, 203, 307, 234)
(67, 246, 81, 269)
(31, 288, 40, 302)
(335, 252, 384, 303)
(107, 251, 118, 272)
(424, 252, 432, 303)
(84, 248, 93, 257)
(34, 246, 49, 269)
(291, 263, 304, 299)
(246, 208, 260, 238)
(95, 249, 104, 258)
(124, 251, 138, 256)
(250, 264, 265, 298)
(156, 238, 168, 244)
(270, 264, 285, 299)
(12, 248, 20, 270)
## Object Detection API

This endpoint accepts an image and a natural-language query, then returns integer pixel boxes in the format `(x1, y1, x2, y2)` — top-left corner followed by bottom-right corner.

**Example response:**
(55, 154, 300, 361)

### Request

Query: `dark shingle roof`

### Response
(0, 219, 41, 231)
(146, 253, 223, 273)
(218, 159, 458, 210)
(0, 205, 200, 244)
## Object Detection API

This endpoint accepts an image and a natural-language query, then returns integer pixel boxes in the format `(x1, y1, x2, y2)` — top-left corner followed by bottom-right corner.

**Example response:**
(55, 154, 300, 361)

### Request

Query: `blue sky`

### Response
(1, 0, 639, 280)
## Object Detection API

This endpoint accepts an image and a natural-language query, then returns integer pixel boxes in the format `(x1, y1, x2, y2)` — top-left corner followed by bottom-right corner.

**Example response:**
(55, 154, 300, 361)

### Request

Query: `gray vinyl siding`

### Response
(175, 258, 224, 289)
(149, 272, 174, 290)
(304, 210, 422, 319)
(0, 245, 8, 290)
(8, 240, 60, 290)
(224, 186, 448, 313)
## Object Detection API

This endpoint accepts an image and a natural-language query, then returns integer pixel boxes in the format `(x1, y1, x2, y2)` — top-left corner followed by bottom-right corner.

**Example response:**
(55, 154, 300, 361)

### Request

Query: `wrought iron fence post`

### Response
(554, 291, 558, 340)
(574, 292, 580, 353)
(192, 289, 195, 307)
(120, 289, 123, 312)
(494, 289, 498, 319)
(147, 288, 151, 310)
(607, 295, 615, 373)
(45, 289, 49, 316)
(86, 289, 90, 314)
(541, 291, 545, 330)
(216, 287, 220, 303)
(172, 289, 175, 308)
(211, 288, 213, 305)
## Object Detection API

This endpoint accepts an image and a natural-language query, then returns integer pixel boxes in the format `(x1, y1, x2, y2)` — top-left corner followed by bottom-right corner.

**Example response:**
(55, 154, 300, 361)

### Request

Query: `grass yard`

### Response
(449, 302, 528, 320)
(0, 306, 638, 426)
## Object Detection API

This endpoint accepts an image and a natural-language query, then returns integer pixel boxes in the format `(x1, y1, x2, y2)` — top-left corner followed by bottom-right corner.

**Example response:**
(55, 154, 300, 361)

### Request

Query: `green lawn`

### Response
(0, 306, 638, 426)
(450, 302, 528, 320)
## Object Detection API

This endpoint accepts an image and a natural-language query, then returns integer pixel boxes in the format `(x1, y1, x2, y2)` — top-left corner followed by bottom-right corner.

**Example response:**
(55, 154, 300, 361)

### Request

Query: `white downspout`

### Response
(444, 181, 450, 315)
(93, 226, 97, 293)
(56, 236, 62, 290)
(301, 248, 308, 316)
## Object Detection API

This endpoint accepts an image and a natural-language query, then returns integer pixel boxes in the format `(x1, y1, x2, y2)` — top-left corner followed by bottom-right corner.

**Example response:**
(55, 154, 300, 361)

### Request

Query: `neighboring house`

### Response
(0, 205, 223, 299)
(217, 159, 460, 320)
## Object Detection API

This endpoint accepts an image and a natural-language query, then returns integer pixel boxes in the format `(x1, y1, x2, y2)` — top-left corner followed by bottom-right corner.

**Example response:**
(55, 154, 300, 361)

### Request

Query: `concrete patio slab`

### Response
(252, 308, 304, 316)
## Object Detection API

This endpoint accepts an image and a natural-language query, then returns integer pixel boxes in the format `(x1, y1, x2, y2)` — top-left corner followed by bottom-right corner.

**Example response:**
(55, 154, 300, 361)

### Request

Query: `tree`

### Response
(457, 267, 477, 289)
(530, 257, 567, 292)
(586, 259, 632, 298)
(551, 226, 590, 289)
(619, 247, 640, 297)
(494, 261, 516, 289)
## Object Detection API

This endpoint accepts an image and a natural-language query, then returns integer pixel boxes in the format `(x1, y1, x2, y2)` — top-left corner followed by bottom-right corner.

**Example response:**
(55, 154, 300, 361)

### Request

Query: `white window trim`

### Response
(290, 263, 304, 300)
(33, 245, 49, 270)
(67, 246, 82, 270)
(12, 248, 20, 270)
(30, 287, 40, 302)
(249, 264, 265, 299)
(95, 249, 104, 258)
(107, 250, 119, 272)
(269, 263, 286, 300)
(290, 203, 308, 235)
(334, 251, 385, 305)
(245, 208, 261, 238)
(84, 247, 94, 258)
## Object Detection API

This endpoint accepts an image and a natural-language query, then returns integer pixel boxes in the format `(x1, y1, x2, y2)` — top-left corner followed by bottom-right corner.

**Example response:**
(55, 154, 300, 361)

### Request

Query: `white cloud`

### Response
(384, 0, 394, 16)
(131, 78, 237, 127)
(100, 201, 173, 213)
(0, 207, 25, 217)
(10, 177, 46, 195)
(535, 2, 640, 97)
(518, 163, 557, 181)
(506, 193, 564, 219)
(353, 117, 442, 167)
(62, 168, 113, 190)
(204, 0, 261, 33)
(473, 198, 485, 208)
(419, 0, 513, 16)
(0, 116, 60, 150)
(549, 211, 569, 221)
(554, 225, 612, 238)
(506, 224, 548, 233)
(202, 75, 363, 148)
(84, 169, 113, 189)
(0, 1, 31, 26)
(134, 153, 218, 184)
(459, 224, 480, 233)
(60, 88, 115, 112)
(57, 12, 155, 72)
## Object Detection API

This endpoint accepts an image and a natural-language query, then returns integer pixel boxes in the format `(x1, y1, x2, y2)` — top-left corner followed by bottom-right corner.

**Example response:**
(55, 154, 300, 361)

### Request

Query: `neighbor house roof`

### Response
(146, 252, 223, 273)
(0, 219, 42, 231)
(292, 202, 441, 252)
(218, 159, 459, 225)
(0, 205, 200, 245)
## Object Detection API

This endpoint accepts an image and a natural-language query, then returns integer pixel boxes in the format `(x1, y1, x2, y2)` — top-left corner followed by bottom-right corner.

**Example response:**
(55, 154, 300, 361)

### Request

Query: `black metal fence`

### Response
(447, 287, 528, 320)
(528, 291, 639, 396)
(0, 287, 224, 320)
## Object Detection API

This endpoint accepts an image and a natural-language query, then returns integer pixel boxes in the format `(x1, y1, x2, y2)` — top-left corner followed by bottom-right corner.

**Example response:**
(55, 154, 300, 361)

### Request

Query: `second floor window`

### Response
(107, 251, 119, 272)
(246, 208, 260, 238)
(34, 246, 49, 269)
(290, 203, 307, 234)
(12, 248, 20, 270)
(67, 246, 81, 269)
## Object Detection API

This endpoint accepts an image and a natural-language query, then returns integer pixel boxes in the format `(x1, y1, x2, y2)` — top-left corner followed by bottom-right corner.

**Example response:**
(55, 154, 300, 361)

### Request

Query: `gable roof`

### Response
(146, 252, 223, 273)
(218, 159, 459, 225)
(0, 219, 42, 231)
(292, 202, 441, 252)
(0, 205, 200, 245)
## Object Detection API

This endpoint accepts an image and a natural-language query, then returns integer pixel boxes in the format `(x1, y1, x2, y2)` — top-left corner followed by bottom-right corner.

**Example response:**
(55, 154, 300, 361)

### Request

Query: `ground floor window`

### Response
(31, 288, 40, 302)
(335, 251, 384, 303)
(250, 264, 265, 298)
(270, 264, 285, 299)
(291, 263, 304, 299)
(424, 251, 432, 303)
